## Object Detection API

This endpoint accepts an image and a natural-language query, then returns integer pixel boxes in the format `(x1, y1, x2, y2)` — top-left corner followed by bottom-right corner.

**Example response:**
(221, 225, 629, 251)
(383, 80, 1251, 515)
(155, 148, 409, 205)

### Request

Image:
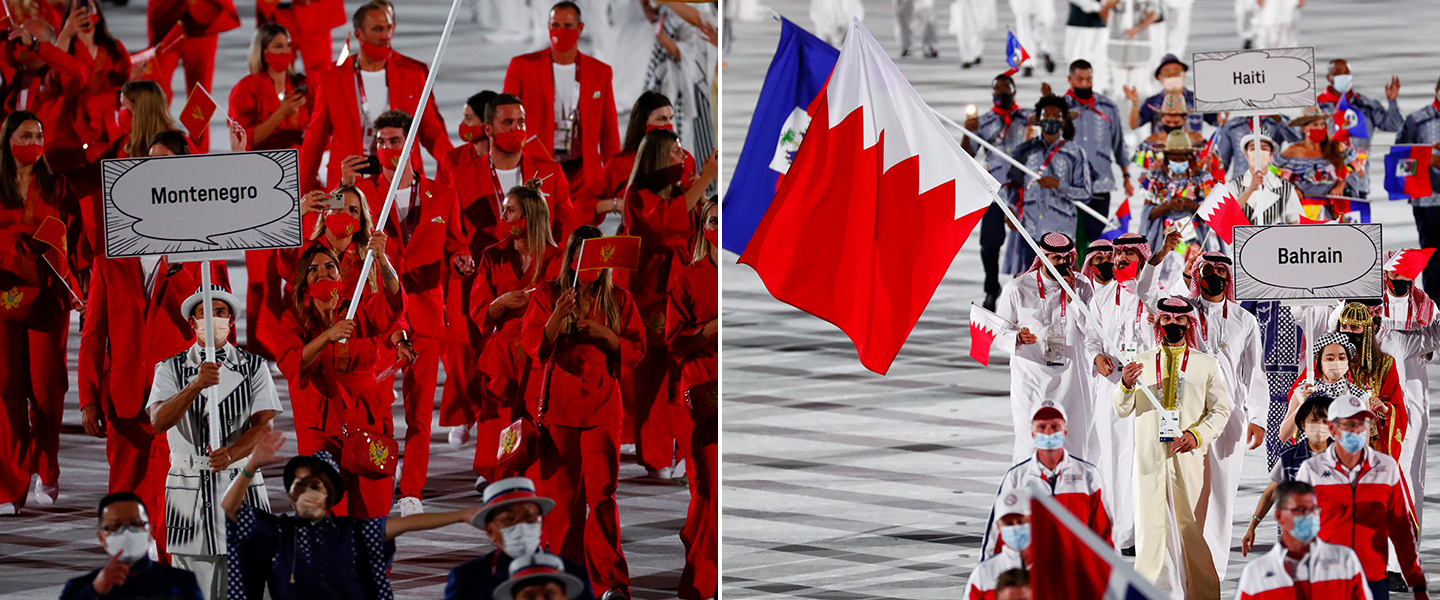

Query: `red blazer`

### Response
(503, 50, 619, 198)
(228, 72, 309, 151)
(0, 179, 78, 314)
(42, 41, 130, 171)
(468, 241, 561, 404)
(445, 154, 574, 261)
(146, 0, 240, 41)
(300, 55, 454, 193)
(255, 0, 345, 35)
(665, 257, 716, 393)
(276, 291, 404, 437)
(78, 257, 231, 419)
(354, 172, 458, 337)
(0, 41, 87, 164)
(520, 281, 644, 428)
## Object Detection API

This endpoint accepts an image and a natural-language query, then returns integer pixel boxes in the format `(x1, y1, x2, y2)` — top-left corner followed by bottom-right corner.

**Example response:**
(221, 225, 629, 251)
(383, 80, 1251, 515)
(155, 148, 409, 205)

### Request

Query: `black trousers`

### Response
(1413, 206, 1440, 300)
(1081, 191, 1112, 247)
(980, 203, 1006, 296)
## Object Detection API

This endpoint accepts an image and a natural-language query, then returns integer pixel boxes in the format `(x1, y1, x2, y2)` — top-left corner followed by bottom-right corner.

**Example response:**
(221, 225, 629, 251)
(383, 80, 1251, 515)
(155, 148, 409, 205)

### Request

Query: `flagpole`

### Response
(342, 0, 462, 324)
(933, 109, 1116, 228)
(40, 255, 81, 305)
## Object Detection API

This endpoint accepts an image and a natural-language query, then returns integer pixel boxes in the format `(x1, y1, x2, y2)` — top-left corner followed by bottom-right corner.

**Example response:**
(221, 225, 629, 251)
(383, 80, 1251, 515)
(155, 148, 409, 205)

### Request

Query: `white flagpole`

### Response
(200, 262, 220, 452)
(344, 0, 463, 322)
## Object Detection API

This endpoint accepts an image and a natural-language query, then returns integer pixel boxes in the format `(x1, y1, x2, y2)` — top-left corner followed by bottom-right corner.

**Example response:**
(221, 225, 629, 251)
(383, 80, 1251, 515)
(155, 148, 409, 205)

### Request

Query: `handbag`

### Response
(497, 361, 554, 472)
(684, 379, 719, 422)
(334, 367, 398, 479)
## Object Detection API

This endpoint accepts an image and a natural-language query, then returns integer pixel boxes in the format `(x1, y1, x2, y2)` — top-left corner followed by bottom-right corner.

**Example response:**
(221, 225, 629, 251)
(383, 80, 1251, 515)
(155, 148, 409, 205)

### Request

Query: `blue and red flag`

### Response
(1385, 145, 1435, 200)
(1333, 95, 1368, 143)
(1098, 198, 1130, 240)
(1002, 30, 1029, 76)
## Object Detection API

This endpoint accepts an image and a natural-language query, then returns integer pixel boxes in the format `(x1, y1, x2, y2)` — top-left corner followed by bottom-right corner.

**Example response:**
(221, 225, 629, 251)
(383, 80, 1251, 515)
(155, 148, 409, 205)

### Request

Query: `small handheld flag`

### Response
(1384, 145, 1434, 200)
(577, 235, 642, 273)
(179, 84, 217, 141)
(1002, 30, 1029, 76)
(1333, 95, 1369, 143)
(1195, 183, 1250, 244)
(1098, 198, 1130, 240)
(968, 303, 1018, 366)
(1385, 248, 1437, 281)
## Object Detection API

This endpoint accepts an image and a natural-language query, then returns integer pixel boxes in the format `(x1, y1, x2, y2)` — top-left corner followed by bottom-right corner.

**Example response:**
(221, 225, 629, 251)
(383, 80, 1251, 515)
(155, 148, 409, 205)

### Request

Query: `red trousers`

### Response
(155, 35, 218, 152)
(630, 344, 689, 472)
(295, 425, 395, 519)
(243, 250, 278, 361)
(678, 411, 717, 600)
(0, 310, 69, 503)
(393, 335, 440, 499)
(472, 393, 513, 484)
(106, 410, 171, 558)
(439, 328, 478, 428)
(538, 421, 629, 595)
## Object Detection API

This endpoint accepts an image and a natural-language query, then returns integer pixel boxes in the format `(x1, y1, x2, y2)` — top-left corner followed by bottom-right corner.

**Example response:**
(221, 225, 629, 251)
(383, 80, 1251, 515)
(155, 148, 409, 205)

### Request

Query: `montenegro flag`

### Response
(577, 235, 641, 273)
(179, 84, 217, 141)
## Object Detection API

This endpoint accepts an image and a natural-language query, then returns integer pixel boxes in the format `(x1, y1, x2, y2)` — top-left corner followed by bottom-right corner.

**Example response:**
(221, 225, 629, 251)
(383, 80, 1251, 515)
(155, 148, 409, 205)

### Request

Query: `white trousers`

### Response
(172, 554, 226, 600)
(893, 0, 938, 51)
(1162, 0, 1194, 58)
(1200, 407, 1246, 581)
(1093, 375, 1135, 548)
(1008, 0, 1055, 56)
(1064, 26, 1110, 94)
(1234, 0, 1259, 43)
(948, 0, 995, 62)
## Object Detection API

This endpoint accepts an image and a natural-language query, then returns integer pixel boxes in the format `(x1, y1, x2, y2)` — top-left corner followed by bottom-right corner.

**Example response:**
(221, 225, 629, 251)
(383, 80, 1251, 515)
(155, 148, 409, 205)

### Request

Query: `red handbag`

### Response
(496, 362, 553, 472)
(685, 379, 718, 422)
(338, 387, 398, 479)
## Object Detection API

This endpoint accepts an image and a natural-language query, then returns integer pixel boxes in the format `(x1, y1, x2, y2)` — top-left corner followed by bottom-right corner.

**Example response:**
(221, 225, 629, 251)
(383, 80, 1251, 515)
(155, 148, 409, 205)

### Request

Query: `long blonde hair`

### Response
(507, 177, 554, 285)
(692, 197, 716, 264)
(247, 23, 293, 76)
(308, 185, 374, 248)
(558, 225, 622, 331)
(121, 81, 175, 158)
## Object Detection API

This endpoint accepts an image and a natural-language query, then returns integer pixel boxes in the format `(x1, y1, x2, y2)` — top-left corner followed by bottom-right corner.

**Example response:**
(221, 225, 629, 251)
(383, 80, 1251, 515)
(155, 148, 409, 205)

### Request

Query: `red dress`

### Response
(275, 290, 406, 518)
(467, 240, 560, 481)
(665, 256, 717, 600)
(520, 281, 644, 594)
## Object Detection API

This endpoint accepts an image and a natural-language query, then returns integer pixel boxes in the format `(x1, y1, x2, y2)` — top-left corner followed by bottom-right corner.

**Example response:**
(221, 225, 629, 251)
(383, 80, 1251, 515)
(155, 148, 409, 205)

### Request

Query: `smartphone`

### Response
(293, 84, 308, 97)
(324, 190, 345, 210)
(357, 155, 382, 176)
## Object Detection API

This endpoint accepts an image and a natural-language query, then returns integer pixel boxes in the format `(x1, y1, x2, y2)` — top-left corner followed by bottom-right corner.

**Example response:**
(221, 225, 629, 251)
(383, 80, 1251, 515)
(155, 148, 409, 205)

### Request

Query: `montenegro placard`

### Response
(102, 150, 303, 259)
(1232, 223, 1383, 301)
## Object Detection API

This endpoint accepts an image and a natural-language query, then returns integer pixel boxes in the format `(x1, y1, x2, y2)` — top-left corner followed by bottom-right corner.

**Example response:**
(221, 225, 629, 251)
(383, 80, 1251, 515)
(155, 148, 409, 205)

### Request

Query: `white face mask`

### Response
(294, 488, 328, 519)
(500, 521, 543, 558)
(1332, 74, 1353, 94)
(1161, 76, 1184, 93)
(1304, 422, 1330, 443)
(194, 316, 231, 348)
(104, 527, 151, 564)
(1321, 359, 1348, 381)
(1246, 149, 1272, 171)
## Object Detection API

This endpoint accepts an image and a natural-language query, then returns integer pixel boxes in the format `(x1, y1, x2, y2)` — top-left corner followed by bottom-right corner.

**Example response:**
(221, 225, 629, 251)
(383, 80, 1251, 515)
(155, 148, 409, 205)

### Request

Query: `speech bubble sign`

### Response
(1232, 223, 1383, 300)
(103, 150, 303, 258)
(1192, 47, 1316, 113)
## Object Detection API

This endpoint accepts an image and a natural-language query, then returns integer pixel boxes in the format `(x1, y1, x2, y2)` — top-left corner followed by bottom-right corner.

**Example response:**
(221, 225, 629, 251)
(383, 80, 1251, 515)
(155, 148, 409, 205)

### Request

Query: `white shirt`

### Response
(394, 185, 415, 225)
(359, 68, 389, 125)
(552, 62, 579, 154)
(139, 256, 162, 299)
(496, 166, 522, 194)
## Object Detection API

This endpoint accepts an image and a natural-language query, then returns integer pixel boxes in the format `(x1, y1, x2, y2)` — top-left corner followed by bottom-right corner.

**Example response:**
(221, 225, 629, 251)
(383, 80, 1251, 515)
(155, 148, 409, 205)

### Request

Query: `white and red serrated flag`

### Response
(968, 303, 1016, 366)
(1030, 494, 1168, 600)
(1385, 248, 1437, 281)
(739, 18, 1001, 375)
(1195, 182, 1250, 244)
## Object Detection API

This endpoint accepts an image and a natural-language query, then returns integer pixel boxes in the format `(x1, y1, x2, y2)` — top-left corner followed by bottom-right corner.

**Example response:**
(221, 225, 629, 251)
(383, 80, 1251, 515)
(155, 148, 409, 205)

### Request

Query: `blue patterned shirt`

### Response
(227, 505, 395, 600)
(1064, 91, 1127, 192)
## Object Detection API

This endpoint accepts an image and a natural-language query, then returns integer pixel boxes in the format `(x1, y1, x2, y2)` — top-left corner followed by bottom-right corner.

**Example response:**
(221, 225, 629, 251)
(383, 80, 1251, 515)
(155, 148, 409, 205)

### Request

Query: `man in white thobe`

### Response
(948, 0, 996, 68)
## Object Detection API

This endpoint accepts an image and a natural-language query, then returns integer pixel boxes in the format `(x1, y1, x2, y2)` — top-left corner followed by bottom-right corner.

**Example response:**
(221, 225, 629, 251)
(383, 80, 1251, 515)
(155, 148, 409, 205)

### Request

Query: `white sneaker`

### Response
(0, 502, 16, 515)
(34, 478, 57, 506)
(397, 496, 424, 517)
(671, 459, 686, 480)
(656, 467, 673, 480)
(449, 425, 470, 446)
(619, 444, 636, 455)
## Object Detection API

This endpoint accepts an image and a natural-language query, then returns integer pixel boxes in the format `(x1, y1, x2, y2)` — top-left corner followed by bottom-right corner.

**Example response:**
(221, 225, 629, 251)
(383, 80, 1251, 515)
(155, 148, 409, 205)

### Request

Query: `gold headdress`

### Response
(1338, 301, 1386, 390)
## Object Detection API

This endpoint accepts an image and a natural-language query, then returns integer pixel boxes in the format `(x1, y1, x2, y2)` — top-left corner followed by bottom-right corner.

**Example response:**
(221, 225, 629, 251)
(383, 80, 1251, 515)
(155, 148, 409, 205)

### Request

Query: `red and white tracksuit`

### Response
(1235, 539, 1372, 600)
(1295, 446, 1425, 587)
(963, 546, 1026, 600)
(980, 450, 1112, 558)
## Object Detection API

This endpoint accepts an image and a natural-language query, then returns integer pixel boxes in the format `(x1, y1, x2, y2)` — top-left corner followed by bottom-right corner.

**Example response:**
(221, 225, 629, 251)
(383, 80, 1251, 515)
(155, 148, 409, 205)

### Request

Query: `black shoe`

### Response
(923, 46, 938, 59)
(961, 60, 975, 69)
(974, 57, 981, 66)
(1022, 66, 1034, 77)
(982, 293, 998, 312)
(1388, 572, 1409, 592)
(1042, 53, 1056, 73)
(901, 48, 911, 58)
(1120, 546, 1136, 557)
(1242, 39, 1253, 50)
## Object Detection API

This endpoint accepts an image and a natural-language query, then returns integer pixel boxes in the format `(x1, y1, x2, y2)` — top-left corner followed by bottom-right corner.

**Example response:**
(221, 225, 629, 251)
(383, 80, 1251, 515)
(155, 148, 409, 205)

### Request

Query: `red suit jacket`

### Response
(146, 0, 240, 42)
(354, 172, 459, 338)
(78, 258, 231, 420)
(502, 50, 619, 198)
(0, 41, 85, 162)
(520, 281, 645, 428)
(301, 55, 454, 193)
(254, 0, 345, 36)
(665, 257, 716, 393)
(228, 72, 309, 151)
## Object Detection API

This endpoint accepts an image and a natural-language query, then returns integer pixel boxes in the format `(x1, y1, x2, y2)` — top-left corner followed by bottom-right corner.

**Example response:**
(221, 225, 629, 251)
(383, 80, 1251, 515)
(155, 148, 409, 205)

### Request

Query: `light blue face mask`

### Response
(1034, 431, 1066, 450)
(1338, 429, 1368, 454)
(1001, 524, 1031, 551)
(1168, 159, 1189, 174)
(1288, 512, 1321, 543)
(1333, 74, 1353, 94)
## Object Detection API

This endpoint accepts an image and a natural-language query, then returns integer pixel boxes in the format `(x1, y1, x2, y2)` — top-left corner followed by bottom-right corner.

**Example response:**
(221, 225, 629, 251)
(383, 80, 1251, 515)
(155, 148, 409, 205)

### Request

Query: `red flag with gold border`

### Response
(577, 235, 641, 272)
(179, 83, 217, 140)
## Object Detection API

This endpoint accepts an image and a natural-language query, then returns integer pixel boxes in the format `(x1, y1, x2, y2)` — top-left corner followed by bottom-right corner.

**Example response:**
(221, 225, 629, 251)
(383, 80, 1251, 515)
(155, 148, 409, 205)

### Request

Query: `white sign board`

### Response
(1232, 224, 1382, 301)
(102, 150, 302, 258)
(1191, 47, 1315, 114)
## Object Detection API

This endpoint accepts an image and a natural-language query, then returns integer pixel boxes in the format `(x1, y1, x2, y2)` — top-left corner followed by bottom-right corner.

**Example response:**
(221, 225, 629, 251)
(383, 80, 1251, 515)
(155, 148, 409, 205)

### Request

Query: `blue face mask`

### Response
(1168, 159, 1189, 174)
(1001, 524, 1031, 551)
(1287, 512, 1321, 543)
(1034, 431, 1066, 450)
(1338, 429, 1368, 453)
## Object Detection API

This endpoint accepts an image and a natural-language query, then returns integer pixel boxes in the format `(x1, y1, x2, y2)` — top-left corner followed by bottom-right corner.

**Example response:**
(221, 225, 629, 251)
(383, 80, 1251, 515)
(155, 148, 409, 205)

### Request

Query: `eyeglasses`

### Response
(1280, 505, 1320, 517)
(99, 524, 150, 534)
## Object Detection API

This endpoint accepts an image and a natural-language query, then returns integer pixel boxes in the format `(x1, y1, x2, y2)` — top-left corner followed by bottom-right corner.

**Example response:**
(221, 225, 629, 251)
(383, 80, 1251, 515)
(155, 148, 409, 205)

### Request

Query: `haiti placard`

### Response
(102, 149, 302, 258)
(1232, 223, 1383, 301)
(1191, 47, 1316, 114)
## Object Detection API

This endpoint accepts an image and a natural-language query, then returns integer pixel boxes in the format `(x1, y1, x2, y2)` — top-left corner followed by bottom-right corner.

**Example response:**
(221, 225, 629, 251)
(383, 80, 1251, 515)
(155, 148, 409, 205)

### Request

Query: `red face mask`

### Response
(503, 218, 528, 240)
(646, 122, 673, 133)
(377, 146, 405, 171)
(570, 257, 600, 283)
(459, 123, 485, 143)
(359, 39, 392, 62)
(11, 143, 43, 166)
(307, 278, 345, 303)
(1114, 260, 1140, 282)
(492, 128, 526, 154)
(325, 212, 360, 237)
(117, 108, 132, 133)
(549, 28, 579, 53)
(1306, 127, 1327, 143)
(264, 50, 294, 73)
(703, 227, 717, 248)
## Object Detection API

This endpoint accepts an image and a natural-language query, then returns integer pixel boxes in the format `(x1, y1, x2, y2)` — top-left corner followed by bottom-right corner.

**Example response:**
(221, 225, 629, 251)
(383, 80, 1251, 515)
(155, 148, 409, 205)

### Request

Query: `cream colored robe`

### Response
(1114, 345, 1230, 600)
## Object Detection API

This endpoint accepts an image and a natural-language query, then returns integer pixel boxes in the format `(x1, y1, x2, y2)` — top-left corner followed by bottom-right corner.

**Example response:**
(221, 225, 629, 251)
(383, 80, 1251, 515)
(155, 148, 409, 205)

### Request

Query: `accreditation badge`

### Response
(1044, 334, 1067, 366)
(1158, 408, 1182, 443)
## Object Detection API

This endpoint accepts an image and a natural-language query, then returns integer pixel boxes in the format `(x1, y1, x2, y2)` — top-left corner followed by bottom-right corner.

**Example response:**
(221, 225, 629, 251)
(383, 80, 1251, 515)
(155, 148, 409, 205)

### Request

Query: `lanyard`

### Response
(1066, 91, 1110, 124)
(384, 177, 422, 242)
(1156, 345, 1190, 408)
(1036, 269, 1068, 325)
(993, 107, 1020, 141)
(1040, 140, 1066, 174)
(353, 59, 379, 154)
(488, 157, 530, 214)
